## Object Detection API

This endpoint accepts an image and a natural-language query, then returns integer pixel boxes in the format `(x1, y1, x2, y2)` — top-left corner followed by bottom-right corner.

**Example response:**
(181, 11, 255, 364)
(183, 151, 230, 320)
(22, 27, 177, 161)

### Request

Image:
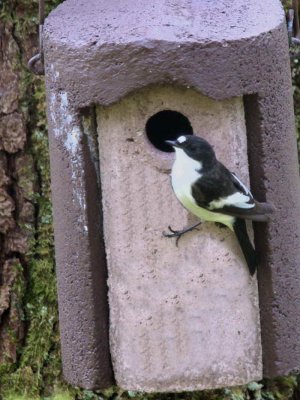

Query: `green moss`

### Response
(49, 392, 75, 400)
(0, 1, 64, 398)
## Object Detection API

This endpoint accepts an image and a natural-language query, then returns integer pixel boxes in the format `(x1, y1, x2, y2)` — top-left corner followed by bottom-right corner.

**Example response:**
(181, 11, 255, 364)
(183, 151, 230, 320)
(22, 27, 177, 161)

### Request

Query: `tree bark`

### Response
(0, 1, 62, 398)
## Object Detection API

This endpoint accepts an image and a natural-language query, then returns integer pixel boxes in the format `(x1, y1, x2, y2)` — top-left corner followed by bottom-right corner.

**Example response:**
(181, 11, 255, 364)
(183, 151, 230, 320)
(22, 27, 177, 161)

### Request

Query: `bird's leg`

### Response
(163, 222, 202, 246)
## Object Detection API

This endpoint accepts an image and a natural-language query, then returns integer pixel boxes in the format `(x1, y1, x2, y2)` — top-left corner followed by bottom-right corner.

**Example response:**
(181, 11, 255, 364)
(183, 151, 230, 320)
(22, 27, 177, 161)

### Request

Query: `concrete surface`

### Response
(97, 86, 262, 391)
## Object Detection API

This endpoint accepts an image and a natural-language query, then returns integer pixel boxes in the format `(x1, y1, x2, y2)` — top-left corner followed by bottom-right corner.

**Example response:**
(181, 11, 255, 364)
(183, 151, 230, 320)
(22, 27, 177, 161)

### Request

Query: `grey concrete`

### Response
(44, 0, 300, 390)
(45, 95, 114, 388)
(97, 86, 262, 391)
(43, 0, 284, 107)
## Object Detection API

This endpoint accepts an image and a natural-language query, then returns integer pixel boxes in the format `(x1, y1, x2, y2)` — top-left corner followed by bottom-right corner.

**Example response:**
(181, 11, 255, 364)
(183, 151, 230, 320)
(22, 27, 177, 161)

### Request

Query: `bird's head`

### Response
(165, 135, 216, 164)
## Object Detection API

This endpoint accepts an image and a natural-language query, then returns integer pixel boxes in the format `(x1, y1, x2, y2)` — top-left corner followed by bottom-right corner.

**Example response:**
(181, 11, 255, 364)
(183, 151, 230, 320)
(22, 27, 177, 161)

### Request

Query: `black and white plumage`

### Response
(164, 135, 273, 276)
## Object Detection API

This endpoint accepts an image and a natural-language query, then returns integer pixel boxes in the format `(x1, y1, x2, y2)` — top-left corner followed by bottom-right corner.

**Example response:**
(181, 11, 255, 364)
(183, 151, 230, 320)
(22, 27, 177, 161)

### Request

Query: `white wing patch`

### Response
(209, 192, 254, 210)
(231, 172, 251, 195)
(177, 136, 187, 144)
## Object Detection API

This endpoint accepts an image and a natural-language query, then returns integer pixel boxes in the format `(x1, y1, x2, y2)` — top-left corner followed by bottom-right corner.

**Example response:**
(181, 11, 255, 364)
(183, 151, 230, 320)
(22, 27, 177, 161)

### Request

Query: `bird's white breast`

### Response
(171, 148, 202, 190)
(171, 148, 203, 215)
(171, 148, 234, 229)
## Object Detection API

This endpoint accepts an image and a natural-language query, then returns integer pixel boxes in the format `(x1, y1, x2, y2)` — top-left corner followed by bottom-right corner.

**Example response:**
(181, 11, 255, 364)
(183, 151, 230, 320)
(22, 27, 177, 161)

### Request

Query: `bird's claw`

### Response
(163, 226, 185, 246)
(163, 225, 184, 237)
(162, 224, 201, 247)
(166, 225, 180, 234)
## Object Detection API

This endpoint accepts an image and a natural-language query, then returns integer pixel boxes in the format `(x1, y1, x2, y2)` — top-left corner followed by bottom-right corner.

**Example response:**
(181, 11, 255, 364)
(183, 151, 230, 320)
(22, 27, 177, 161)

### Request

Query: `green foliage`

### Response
(292, 60, 300, 158)
(284, 0, 300, 156)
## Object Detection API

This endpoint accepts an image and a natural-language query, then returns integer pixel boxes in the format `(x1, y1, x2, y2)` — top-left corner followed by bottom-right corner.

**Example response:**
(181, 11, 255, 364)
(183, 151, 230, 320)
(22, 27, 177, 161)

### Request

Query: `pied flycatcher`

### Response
(164, 135, 273, 276)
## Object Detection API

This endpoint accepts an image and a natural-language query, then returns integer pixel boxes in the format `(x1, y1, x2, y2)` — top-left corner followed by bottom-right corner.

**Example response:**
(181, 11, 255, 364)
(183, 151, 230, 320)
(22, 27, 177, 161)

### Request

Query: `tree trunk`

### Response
(0, 1, 63, 398)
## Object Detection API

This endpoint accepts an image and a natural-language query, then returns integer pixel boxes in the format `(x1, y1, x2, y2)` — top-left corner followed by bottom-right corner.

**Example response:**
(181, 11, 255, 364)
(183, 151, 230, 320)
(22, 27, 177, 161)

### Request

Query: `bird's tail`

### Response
(233, 218, 258, 276)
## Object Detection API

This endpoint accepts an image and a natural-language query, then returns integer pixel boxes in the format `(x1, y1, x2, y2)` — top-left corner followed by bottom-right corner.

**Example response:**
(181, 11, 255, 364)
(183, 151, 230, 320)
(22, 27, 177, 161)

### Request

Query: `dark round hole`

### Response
(145, 110, 193, 152)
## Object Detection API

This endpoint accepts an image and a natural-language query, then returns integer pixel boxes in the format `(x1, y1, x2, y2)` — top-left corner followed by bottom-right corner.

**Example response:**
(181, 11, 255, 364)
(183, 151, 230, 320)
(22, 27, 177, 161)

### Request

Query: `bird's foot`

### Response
(162, 222, 202, 247)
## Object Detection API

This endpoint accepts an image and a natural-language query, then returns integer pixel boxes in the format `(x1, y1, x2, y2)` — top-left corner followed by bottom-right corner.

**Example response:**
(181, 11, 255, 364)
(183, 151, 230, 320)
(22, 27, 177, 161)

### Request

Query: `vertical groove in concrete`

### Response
(97, 86, 262, 391)
(45, 92, 114, 389)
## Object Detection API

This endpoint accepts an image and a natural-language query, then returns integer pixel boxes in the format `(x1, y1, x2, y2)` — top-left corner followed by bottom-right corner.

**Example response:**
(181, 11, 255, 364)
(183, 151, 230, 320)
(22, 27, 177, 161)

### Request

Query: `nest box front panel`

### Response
(97, 86, 262, 391)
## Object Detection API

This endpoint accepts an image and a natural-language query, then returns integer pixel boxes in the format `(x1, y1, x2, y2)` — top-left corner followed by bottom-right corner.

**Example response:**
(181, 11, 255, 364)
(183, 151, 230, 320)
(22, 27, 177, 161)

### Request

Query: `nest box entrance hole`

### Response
(145, 110, 193, 152)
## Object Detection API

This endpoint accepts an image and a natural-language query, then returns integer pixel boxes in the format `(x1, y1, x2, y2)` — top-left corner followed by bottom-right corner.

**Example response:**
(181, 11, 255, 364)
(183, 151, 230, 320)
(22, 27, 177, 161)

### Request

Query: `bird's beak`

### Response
(165, 140, 178, 148)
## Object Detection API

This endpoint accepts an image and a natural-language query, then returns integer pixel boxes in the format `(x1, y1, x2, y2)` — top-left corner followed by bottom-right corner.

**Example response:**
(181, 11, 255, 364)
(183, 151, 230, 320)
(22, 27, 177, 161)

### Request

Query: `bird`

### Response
(163, 134, 274, 276)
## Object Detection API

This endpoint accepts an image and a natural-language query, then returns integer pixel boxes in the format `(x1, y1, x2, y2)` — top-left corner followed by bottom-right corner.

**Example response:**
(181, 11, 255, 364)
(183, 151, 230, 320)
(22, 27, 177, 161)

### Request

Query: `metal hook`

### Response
(288, 9, 295, 43)
(28, 0, 45, 75)
(28, 53, 44, 75)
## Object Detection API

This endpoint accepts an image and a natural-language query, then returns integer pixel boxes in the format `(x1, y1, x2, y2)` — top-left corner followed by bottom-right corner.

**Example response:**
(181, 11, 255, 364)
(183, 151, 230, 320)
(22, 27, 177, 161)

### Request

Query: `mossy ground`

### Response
(0, 1, 299, 399)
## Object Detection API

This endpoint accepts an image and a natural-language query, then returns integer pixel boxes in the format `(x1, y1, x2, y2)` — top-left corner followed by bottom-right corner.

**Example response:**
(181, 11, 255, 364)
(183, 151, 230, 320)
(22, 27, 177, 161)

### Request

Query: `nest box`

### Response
(43, 0, 300, 392)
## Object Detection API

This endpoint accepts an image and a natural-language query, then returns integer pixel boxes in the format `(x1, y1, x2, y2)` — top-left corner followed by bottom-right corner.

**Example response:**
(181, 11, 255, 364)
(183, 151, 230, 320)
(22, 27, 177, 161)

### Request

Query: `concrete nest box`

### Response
(44, 0, 300, 392)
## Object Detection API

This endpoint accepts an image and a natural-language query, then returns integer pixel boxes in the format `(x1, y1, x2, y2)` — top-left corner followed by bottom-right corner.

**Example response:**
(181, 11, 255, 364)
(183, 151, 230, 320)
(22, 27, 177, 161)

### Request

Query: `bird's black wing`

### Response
(192, 164, 271, 221)
(191, 162, 236, 206)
